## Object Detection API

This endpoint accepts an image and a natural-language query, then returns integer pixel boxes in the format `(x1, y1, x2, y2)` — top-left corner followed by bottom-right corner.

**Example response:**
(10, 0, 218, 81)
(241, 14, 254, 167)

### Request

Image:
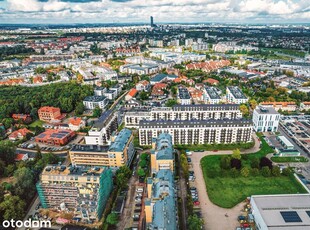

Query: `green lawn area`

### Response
(200, 135, 307, 208)
(271, 156, 309, 163)
(29, 120, 44, 128)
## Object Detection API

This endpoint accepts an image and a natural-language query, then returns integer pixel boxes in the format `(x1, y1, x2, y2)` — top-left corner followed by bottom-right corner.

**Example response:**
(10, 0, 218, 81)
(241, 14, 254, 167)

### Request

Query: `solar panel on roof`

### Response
(280, 211, 302, 223)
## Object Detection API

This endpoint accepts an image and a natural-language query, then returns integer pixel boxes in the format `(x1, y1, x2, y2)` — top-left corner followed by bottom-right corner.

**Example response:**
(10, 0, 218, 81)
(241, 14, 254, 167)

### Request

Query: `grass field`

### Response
(29, 120, 44, 128)
(200, 136, 307, 208)
(271, 156, 309, 163)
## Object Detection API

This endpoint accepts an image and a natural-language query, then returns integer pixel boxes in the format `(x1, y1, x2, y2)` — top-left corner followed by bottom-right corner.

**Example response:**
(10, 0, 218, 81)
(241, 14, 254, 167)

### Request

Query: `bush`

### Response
(260, 157, 273, 169)
(231, 158, 242, 170)
(230, 168, 239, 178)
(282, 167, 292, 176)
(250, 158, 260, 169)
(251, 168, 260, 176)
(220, 156, 231, 170)
(232, 149, 241, 160)
(241, 167, 250, 177)
(272, 166, 281, 177)
(261, 166, 271, 177)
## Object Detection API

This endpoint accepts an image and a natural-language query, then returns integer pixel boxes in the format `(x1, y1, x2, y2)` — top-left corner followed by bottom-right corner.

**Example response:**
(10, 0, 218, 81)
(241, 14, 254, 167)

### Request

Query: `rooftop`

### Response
(255, 106, 279, 115)
(178, 87, 191, 99)
(205, 86, 221, 99)
(227, 86, 247, 99)
(83, 95, 107, 102)
(109, 128, 132, 152)
(70, 144, 109, 153)
(42, 164, 105, 177)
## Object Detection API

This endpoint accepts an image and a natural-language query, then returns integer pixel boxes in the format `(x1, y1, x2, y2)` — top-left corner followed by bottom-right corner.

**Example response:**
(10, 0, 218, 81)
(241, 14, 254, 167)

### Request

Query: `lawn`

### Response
(29, 120, 44, 128)
(271, 156, 309, 163)
(200, 135, 308, 208)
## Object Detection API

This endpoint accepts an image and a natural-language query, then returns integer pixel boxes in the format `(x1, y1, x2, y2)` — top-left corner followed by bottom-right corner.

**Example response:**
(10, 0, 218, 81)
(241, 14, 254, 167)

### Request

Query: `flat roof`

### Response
(70, 144, 109, 153)
(83, 95, 107, 102)
(251, 194, 310, 230)
(255, 106, 279, 115)
(205, 86, 221, 99)
(227, 86, 247, 99)
(277, 135, 294, 148)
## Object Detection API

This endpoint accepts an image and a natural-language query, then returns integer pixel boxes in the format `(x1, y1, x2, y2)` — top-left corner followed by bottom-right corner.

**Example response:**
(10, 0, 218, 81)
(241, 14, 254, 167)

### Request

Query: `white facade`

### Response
(204, 87, 221, 104)
(226, 86, 248, 104)
(253, 106, 280, 132)
(83, 96, 109, 110)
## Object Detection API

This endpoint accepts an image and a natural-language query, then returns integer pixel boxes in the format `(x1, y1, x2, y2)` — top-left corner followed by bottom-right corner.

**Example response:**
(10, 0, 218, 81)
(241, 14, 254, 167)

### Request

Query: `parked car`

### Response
(190, 187, 197, 191)
(136, 187, 144, 193)
(134, 197, 141, 202)
(187, 158, 192, 163)
(135, 203, 142, 207)
(193, 201, 200, 206)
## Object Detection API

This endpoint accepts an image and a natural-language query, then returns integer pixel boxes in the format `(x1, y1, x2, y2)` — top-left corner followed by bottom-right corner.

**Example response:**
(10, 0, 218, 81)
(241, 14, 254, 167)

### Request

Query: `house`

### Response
(33, 76, 43, 84)
(136, 80, 150, 92)
(68, 117, 85, 131)
(125, 88, 138, 101)
(151, 83, 168, 98)
(188, 87, 204, 102)
(38, 106, 63, 122)
(260, 102, 297, 112)
(9, 128, 32, 141)
(12, 114, 32, 123)
(204, 78, 219, 85)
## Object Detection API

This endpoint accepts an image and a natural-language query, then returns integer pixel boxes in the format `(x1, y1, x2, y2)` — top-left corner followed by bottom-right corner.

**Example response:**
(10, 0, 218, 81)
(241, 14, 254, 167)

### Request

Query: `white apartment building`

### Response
(204, 87, 221, 104)
(178, 87, 191, 105)
(139, 119, 253, 145)
(84, 110, 118, 145)
(226, 86, 248, 104)
(124, 104, 242, 128)
(83, 96, 109, 110)
(252, 106, 280, 132)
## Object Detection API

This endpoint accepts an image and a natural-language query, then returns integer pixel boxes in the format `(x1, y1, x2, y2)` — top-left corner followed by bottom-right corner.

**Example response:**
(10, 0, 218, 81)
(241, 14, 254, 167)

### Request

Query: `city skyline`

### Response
(0, 0, 309, 24)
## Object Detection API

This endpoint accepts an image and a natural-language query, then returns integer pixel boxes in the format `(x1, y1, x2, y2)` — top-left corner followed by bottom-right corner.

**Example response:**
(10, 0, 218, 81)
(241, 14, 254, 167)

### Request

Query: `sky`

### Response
(0, 0, 309, 24)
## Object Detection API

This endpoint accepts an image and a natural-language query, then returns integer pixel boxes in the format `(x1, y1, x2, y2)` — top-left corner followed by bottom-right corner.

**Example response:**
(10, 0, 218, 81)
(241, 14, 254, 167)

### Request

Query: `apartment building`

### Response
(70, 128, 135, 168)
(203, 86, 221, 104)
(36, 165, 113, 223)
(226, 86, 248, 104)
(145, 134, 177, 230)
(38, 106, 62, 122)
(253, 106, 280, 132)
(139, 119, 252, 145)
(260, 102, 297, 112)
(177, 87, 191, 105)
(124, 104, 242, 128)
(85, 110, 118, 145)
(83, 96, 109, 110)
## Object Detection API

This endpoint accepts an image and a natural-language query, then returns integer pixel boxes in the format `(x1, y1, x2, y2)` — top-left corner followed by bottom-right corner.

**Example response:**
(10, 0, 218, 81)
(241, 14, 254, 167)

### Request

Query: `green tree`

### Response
(137, 168, 146, 177)
(239, 104, 249, 117)
(230, 168, 239, 178)
(251, 168, 260, 176)
(13, 167, 35, 201)
(75, 102, 84, 116)
(139, 159, 147, 168)
(140, 91, 149, 100)
(261, 166, 271, 177)
(187, 214, 204, 230)
(250, 158, 260, 169)
(272, 166, 281, 177)
(249, 99, 258, 110)
(232, 149, 241, 160)
(106, 213, 119, 225)
(0, 160, 5, 176)
(0, 195, 26, 220)
(220, 156, 231, 170)
(93, 106, 102, 117)
(165, 99, 178, 107)
(282, 167, 292, 176)
(0, 142, 16, 165)
(241, 167, 250, 177)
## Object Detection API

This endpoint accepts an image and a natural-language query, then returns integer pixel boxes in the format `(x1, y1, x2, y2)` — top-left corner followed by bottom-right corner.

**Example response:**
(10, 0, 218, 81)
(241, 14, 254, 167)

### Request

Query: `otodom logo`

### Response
(2, 219, 51, 229)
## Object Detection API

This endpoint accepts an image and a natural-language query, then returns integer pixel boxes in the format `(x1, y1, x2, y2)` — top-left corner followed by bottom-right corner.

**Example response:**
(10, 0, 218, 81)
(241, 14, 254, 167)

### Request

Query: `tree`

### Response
(272, 166, 281, 177)
(220, 156, 231, 170)
(239, 104, 249, 117)
(140, 91, 149, 100)
(139, 159, 147, 168)
(140, 153, 149, 161)
(250, 158, 260, 169)
(231, 158, 242, 170)
(0, 195, 26, 220)
(249, 99, 257, 110)
(13, 167, 35, 201)
(75, 102, 84, 116)
(232, 149, 241, 160)
(261, 166, 271, 177)
(230, 168, 239, 178)
(115, 166, 131, 189)
(0, 142, 16, 165)
(137, 168, 146, 177)
(282, 167, 292, 176)
(106, 213, 118, 225)
(251, 168, 260, 176)
(165, 99, 178, 107)
(241, 167, 250, 177)
(260, 157, 273, 169)
(34, 144, 42, 162)
(0, 160, 5, 176)
(93, 106, 102, 117)
(187, 214, 204, 230)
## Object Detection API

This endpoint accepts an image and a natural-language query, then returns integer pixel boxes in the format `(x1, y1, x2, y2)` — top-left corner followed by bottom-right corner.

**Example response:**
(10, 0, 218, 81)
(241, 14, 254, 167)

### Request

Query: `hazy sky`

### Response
(0, 0, 309, 24)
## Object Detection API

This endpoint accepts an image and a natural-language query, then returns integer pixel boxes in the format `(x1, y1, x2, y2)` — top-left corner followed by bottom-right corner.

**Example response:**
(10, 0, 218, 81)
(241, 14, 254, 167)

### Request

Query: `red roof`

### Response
(127, 88, 138, 97)
(9, 128, 32, 139)
(38, 106, 60, 113)
(69, 117, 83, 126)
(15, 154, 26, 161)
(205, 78, 219, 85)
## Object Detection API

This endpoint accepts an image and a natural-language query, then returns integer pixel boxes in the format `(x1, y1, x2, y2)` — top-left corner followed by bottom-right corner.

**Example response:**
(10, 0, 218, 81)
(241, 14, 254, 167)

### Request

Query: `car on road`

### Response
(193, 201, 200, 206)
(187, 158, 192, 163)
(135, 203, 142, 207)
(134, 197, 141, 202)
(190, 187, 197, 191)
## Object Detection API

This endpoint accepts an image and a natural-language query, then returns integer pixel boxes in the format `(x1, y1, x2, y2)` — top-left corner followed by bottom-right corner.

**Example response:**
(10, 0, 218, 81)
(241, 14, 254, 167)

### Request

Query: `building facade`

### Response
(83, 96, 109, 110)
(226, 86, 248, 104)
(253, 106, 280, 132)
(139, 119, 252, 145)
(38, 106, 62, 122)
(203, 86, 221, 104)
(36, 165, 113, 223)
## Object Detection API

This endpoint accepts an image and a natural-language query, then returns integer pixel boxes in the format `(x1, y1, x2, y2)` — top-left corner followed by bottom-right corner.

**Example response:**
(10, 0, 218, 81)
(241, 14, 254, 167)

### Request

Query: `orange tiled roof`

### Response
(261, 102, 296, 106)
(38, 106, 60, 113)
(128, 88, 138, 97)
(69, 117, 82, 126)
(15, 154, 26, 161)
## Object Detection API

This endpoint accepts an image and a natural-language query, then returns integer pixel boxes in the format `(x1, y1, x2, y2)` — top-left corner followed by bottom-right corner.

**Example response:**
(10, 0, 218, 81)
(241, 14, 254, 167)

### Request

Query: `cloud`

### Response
(2, 0, 310, 23)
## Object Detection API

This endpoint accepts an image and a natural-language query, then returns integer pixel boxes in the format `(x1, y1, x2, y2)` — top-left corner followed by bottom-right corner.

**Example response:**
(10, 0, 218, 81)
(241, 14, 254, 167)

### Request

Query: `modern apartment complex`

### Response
(177, 87, 191, 105)
(36, 165, 113, 223)
(70, 128, 135, 168)
(85, 110, 118, 145)
(83, 95, 109, 110)
(139, 119, 252, 145)
(124, 104, 242, 128)
(226, 86, 248, 104)
(145, 134, 177, 230)
(252, 106, 280, 132)
(203, 86, 221, 104)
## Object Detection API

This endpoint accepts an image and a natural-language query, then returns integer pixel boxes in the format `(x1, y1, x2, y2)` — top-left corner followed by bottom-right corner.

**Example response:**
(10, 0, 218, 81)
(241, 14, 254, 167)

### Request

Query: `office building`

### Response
(83, 96, 109, 110)
(139, 119, 252, 145)
(36, 165, 113, 223)
(150, 16, 154, 27)
(35, 129, 76, 146)
(253, 106, 280, 132)
(70, 128, 135, 168)
(124, 104, 242, 128)
(204, 87, 221, 104)
(85, 110, 118, 145)
(250, 194, 310, 230)
(226, 86, 248, 104)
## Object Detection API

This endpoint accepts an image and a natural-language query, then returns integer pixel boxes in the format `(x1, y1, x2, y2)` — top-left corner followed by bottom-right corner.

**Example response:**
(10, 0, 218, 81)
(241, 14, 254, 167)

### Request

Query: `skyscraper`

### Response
(150, 16, 154, 27)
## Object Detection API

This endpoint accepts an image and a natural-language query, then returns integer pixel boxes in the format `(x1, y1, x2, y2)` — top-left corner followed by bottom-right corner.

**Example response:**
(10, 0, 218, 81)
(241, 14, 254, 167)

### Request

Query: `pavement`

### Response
(188, 133, 260, 230)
